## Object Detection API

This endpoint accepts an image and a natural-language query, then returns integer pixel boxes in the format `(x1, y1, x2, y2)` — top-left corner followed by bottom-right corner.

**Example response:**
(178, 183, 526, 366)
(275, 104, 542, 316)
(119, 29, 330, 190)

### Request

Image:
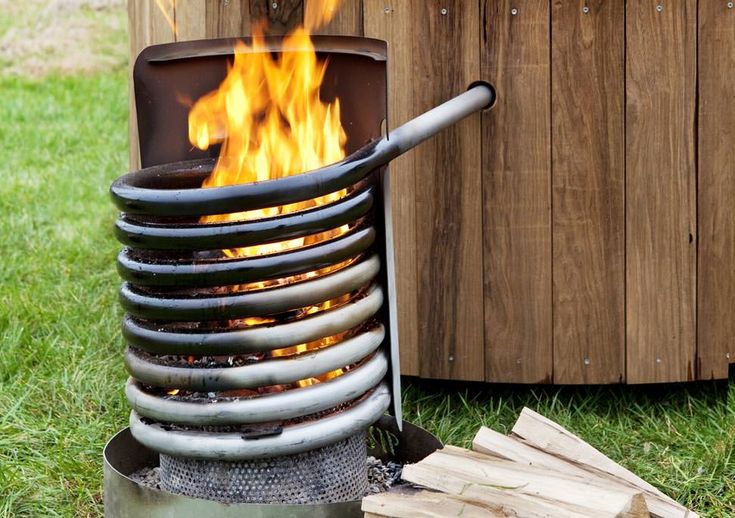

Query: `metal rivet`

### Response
(656, 4, 663, 11)
(656, 358, 662, 363)
(726, 352, 731, 359)
(583, 358, 591, 366)
(511, 7, 518, 15)
(728, 2, 733, 8)
(272, 2, 278, 9)
(448, 354, 455, 362)
(582, 6, 590, 14)
(441, 7, 448, 15)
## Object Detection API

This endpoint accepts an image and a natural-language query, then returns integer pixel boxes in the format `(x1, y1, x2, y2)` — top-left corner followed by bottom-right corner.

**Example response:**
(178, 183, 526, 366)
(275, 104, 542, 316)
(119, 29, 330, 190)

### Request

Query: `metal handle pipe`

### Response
(111, 83, 495, 217)
(386, 83, 495, 154)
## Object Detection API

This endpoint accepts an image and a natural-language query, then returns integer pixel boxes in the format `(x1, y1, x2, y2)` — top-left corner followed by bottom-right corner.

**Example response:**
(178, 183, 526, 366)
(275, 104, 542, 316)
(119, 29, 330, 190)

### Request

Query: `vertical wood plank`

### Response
(127, 0, 175, 170)
(412, 0, 483, 380)
(697, 0, 735, 379)
(551, 0, 625, 384)
(206, 0, 252, 38)
(148, 0, 176, 43)
(175, 2, 206, 41)
(306, 0, 362, 35)
(364, 0, 419, 376)
(250, 0, 303, 33)
(483, 0, 552, 383)
(626, 0, 697, 383)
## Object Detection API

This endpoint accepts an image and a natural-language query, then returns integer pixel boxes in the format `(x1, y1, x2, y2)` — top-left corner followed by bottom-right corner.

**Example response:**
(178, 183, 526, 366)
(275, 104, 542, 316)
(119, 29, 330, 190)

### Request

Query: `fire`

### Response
(185, 2, 349, 389)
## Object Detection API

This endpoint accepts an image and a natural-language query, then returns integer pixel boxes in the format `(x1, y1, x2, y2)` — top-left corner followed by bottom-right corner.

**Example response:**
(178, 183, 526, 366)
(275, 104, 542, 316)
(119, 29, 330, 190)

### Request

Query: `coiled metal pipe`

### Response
(111, 83, 494, 462)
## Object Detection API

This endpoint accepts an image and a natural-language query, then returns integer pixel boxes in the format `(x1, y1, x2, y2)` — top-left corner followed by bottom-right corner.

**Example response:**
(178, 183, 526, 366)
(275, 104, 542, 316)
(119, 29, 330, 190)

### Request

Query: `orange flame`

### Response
(185, 3, 349, 389)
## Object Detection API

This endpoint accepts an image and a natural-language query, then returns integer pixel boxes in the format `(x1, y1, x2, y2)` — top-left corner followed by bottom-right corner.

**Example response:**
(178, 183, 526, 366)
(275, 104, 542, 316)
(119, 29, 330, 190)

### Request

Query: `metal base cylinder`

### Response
(159, 432, 367, 504)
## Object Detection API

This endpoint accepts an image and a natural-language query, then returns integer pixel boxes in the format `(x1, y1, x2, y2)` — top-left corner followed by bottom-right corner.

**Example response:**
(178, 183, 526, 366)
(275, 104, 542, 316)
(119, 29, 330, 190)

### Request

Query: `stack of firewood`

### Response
(362, 408, 696, 518)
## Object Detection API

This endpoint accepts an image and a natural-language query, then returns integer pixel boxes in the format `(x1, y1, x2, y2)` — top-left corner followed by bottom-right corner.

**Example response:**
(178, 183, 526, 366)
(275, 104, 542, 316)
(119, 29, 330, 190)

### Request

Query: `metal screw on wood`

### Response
(582, 6, 590, 14)
(440, 8, 448, 15)
(272, 2, 278, 9)
(511, 7, 518, 15)
(448, 354, 454, 362)
(656, 4, 663, 12)
(383, 6, 391, 14)
(728, 2, 734, 8)
(583, 358, 591, 366)
(656, 358, 662, 363)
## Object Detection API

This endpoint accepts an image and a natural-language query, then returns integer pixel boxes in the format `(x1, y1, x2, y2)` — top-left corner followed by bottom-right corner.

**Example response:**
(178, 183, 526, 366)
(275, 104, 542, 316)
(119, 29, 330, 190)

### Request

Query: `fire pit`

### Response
(106, 29, 493, 516)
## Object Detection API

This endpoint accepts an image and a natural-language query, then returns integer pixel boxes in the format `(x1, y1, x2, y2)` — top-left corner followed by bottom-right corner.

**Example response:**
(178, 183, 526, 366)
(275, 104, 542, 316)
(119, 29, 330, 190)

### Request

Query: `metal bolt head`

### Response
(728, 2, 734, 8)
(448, 354, 455, 362)
(656, 357, 662, 364)
(656, 4, 663, 12)
(726, 352, 731, 359)
(582, 6, 590, 14)
(583, 358, 591, 366)
(272, 2, 278, 9)
(511, 7, 518, 15)
(440, 7, 448, 15)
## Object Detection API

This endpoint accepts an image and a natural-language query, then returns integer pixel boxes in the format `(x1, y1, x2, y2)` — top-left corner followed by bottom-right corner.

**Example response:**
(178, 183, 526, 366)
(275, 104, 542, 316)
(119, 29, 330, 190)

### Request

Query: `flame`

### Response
(305, 0, 342, 30)
(185, 5, 351, 390)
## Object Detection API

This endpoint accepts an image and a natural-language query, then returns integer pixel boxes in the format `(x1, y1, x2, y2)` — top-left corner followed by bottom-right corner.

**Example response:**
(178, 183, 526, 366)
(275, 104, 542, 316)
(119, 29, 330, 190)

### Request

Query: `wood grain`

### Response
(405, 446, 648, 517)
(482, 0, 552, 383)
(412, 0, 484, 380)
(174, 1, 206, 41)
(362, 490, 503, 518)
(363, 0, 419, 376)
(626, 0, 697, 383)
(697, 0, 735, 379)
(306, 0, 362, 35)
(250, 0, 303, 34)
(512, 408, 690, 517)
(473, 425, 688, 518)
(551, 0, 625, 384)
(206, 0, 252, 38)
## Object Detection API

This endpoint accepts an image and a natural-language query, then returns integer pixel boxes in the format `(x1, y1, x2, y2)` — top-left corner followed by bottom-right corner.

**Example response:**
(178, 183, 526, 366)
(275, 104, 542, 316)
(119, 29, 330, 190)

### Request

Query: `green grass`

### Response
(0, 71, 732, 517)
(0, 72, 129, 517)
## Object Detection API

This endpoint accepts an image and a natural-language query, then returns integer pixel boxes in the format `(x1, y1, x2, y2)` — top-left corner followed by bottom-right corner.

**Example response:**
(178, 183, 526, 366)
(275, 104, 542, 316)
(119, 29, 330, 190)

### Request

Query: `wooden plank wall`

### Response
(483, 0, 552, 384)
(697, 0, 735, 380)
(626, 0, 697, 383)
(551, 0, 625, 384)
(128, 0, 735, 384)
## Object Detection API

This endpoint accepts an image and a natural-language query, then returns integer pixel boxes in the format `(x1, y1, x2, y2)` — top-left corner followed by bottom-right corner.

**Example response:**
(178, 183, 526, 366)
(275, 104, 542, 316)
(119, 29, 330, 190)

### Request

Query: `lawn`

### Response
(0, 71, 733, 517)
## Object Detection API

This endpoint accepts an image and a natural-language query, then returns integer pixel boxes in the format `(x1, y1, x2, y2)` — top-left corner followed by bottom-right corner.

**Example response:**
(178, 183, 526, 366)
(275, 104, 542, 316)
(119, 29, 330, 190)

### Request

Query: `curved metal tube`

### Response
(129, 383, 392, 460)
(123, 284, 384, 355)
(115, 186, 375, 251)
(126, 351, 388, 425)
(110, 85, 494, 218)
(117, 226, 375, 288)
(125, 325, 385, 391)
(120, 254, 380, 321)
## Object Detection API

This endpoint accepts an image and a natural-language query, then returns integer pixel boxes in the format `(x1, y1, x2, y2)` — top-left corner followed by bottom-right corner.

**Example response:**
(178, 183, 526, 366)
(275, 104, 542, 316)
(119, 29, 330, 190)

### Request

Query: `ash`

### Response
(129, 457, 403, 497)
(129, 466, 161, 490)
